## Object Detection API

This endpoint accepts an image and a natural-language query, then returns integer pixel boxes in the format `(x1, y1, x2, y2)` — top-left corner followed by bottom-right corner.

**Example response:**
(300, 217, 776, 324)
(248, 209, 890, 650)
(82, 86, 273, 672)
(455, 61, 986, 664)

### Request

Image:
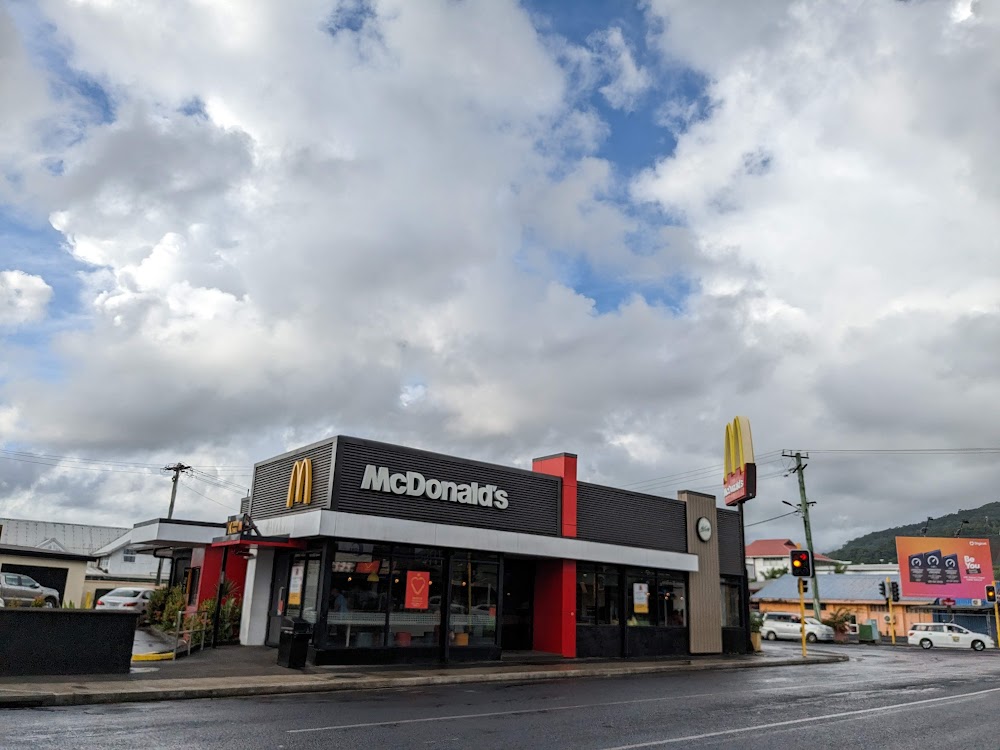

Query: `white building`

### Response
(745, 538, 847, 581)
(0, 517, 164, 604)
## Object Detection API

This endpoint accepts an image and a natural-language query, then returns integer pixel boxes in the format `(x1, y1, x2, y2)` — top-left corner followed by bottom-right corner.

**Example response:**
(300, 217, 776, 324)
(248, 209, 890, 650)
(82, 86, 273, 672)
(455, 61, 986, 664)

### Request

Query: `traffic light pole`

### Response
(786, 452, 821, 619)
(799, 578, 807, 658)
(886, 576, 896, 646)
(993, 581, 1000, 648)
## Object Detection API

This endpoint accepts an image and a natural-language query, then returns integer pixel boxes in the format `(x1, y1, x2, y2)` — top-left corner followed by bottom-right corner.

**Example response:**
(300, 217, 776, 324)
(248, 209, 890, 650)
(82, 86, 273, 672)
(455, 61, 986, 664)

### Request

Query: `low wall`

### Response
(0, 609, 138, 676)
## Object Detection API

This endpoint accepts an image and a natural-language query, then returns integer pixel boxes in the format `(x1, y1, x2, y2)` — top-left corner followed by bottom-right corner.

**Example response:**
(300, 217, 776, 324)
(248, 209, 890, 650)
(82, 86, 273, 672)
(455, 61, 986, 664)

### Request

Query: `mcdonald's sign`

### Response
(286, 458, 313, 508)
(723, 416, 756, 506)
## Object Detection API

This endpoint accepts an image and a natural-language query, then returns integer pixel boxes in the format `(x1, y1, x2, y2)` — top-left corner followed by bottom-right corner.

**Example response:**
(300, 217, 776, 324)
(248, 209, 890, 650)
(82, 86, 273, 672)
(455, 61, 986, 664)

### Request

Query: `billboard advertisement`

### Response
(895, 537, 994, 599)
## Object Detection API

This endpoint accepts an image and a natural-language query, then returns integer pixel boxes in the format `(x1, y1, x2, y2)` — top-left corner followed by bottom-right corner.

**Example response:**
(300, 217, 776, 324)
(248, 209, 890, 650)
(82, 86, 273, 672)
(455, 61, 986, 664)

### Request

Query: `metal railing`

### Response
(173, 610, 211, 658)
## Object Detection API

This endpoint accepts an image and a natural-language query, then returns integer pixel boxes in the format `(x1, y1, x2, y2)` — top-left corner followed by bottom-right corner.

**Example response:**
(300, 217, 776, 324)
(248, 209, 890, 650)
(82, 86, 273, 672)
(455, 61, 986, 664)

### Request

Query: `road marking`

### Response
(598, 685, 1000, 749)
(286, 677, 926, 734)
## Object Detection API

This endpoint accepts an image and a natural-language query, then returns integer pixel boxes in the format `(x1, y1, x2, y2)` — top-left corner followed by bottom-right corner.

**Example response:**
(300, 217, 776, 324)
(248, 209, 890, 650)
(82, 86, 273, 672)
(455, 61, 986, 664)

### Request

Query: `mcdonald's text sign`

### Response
(723, 416, 756, 506)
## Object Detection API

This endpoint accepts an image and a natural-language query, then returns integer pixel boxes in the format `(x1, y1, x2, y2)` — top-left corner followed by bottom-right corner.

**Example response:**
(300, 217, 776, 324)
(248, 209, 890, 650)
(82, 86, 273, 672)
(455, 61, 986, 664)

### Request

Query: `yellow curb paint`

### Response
(131, 652, 176, 662)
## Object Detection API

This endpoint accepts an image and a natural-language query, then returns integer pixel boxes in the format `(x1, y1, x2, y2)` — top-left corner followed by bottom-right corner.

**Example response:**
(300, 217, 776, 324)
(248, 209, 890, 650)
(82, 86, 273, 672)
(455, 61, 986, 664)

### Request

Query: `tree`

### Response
(763, 566, 788, 580)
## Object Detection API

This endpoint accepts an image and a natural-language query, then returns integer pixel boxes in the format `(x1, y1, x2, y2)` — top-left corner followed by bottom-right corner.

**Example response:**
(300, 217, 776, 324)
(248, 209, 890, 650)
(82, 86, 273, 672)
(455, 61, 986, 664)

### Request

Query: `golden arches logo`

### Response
(286, 459, 313, 508)
(723, 416, 756, 506)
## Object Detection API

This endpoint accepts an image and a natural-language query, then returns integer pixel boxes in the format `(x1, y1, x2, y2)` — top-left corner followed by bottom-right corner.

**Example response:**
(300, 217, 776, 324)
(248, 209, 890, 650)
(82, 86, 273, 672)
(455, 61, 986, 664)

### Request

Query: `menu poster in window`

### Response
(355, 561, 380, 574)
(633, 582, 649, 614)
(288, 563, 304, 607)
(406, 570, 430, 610)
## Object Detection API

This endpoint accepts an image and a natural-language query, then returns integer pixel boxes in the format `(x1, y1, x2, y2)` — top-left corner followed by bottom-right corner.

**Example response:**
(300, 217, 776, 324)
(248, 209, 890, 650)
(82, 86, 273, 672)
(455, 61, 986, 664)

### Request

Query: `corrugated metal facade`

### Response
(575, 483, 688, 553)
(249, 440, 335, 519)
(717, 509, 744, 576)
(332, 437, 561, 536)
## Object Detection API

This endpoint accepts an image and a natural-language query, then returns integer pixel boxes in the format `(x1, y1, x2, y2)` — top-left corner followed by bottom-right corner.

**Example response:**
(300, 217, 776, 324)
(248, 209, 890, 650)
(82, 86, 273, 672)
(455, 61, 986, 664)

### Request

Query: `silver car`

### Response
(0, 572, 61, 607)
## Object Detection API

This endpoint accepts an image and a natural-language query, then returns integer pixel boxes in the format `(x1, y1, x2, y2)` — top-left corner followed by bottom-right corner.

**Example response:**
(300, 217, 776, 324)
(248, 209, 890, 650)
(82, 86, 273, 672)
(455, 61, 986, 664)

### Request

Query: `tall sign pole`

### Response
(724, 417, 757, 654)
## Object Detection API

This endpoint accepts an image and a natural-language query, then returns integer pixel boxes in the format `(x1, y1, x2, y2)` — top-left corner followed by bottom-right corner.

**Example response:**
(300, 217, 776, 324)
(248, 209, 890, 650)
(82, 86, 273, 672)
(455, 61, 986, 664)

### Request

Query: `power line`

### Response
(0, 453, 158, 476)
(746, 510, 799, 528)
(623, 450, 785, 489)
(187, 470, 250, 495)
(178, 479, 239, 511)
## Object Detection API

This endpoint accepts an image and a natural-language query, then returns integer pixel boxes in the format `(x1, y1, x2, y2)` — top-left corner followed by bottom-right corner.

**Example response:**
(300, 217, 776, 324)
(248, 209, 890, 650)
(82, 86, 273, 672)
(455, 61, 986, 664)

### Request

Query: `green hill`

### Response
(826, 500, 1000, 564)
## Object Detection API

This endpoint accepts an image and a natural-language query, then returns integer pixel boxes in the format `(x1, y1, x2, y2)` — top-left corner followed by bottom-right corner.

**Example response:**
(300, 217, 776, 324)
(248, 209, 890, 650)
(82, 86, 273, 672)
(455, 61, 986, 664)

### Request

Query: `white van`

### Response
(761, 612, 835, 642)
(908, 623, 993, 651)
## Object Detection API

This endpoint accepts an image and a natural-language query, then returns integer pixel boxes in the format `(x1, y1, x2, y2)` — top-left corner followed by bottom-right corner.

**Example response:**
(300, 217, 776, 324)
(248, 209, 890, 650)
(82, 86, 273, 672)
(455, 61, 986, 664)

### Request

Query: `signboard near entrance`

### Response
(896, 537, 993, 599)
(288, 563, 304, 607)
(633, 583, 649, 614)
(406, 571, 430, 610)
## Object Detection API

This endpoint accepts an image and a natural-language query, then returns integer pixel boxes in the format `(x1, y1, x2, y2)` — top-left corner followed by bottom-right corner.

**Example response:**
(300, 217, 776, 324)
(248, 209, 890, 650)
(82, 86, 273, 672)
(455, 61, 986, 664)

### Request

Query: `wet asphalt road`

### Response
(5, 642, 1000, 749)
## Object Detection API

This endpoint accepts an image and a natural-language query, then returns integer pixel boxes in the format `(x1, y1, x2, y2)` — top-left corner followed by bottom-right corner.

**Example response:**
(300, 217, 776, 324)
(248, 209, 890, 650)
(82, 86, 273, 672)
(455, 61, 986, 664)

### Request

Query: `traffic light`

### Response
(890, 581, 900, 602)
(789, 550, 812, 577)
(801, 579, 809, 594)
(986, 585, 997, 604)
(878, 581, 887, 599)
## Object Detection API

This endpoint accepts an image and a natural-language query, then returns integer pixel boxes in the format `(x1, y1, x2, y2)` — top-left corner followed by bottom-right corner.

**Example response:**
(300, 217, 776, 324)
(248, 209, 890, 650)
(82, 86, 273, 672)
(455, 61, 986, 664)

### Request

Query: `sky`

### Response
(0, 0, 998, 554)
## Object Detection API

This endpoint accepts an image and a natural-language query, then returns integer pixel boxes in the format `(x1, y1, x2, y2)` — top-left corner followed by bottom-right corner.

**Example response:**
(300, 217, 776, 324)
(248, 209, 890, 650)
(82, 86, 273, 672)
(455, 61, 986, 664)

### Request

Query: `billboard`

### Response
(896, 537, 994, 599)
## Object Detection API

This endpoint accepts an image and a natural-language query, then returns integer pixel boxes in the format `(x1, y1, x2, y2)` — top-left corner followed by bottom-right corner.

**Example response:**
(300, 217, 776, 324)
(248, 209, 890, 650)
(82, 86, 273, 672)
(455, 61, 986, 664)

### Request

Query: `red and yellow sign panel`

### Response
(405, 571, 430, 610)
(896, 537, 994, 599)
(723, 416, 756, 506)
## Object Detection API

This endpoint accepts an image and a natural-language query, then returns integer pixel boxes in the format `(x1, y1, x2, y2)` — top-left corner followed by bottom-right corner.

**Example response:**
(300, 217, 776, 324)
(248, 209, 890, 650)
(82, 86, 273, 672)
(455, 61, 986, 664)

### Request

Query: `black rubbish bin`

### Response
(277, 617, 312, 669)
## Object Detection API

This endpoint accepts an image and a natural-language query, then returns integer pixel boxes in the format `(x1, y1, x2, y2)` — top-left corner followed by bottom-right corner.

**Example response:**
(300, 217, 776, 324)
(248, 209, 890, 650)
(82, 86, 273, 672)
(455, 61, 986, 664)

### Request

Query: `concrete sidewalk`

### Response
(0, 649, 847, 708)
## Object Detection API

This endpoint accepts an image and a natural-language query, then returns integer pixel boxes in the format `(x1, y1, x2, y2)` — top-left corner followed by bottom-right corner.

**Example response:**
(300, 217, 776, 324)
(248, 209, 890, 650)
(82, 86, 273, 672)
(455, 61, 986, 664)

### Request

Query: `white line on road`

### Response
(285, 676, 943, 734)
(599, 685, 1000, 749)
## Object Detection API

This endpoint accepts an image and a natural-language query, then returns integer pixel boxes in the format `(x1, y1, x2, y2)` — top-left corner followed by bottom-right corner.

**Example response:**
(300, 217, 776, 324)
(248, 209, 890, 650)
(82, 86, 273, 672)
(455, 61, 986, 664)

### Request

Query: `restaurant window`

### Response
(389, 547, 444, 648)
(626, 569, 656, 627)
(657, 572, 686, 627)
(326, 542, 391, 648)
(286, 552, 322, 625)
(185, 567, 201, 607)
(577, 564, 620, 625)
(721, 578, 742, 628)
(449, 552, 499, 648)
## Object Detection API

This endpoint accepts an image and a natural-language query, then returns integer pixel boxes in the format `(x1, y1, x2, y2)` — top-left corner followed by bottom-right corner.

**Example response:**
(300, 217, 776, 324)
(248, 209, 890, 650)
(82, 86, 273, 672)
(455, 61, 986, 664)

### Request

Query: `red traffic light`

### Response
(789, 550, 812, 577)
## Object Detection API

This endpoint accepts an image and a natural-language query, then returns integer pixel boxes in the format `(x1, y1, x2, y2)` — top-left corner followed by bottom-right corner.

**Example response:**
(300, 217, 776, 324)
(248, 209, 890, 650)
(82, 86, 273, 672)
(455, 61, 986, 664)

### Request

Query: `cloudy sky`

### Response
(1, 0, 998, 553)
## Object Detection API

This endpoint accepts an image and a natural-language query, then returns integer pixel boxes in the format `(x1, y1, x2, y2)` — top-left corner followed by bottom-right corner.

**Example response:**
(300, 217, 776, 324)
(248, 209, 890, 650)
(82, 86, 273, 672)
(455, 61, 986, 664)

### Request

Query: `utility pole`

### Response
(156, 462, 191, 586)
(784, 451, 821, 619)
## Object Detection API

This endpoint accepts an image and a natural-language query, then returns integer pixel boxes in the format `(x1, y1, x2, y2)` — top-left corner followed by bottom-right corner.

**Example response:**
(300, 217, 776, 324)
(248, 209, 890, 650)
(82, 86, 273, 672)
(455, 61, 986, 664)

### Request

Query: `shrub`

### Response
(197, 595, 243, 643)
(30, 596, 45, 608)
(147, 586, 170, 623)
(160, 586, 186, 631)
(822, 607, 854, 634)
(750, 611, 763, 633)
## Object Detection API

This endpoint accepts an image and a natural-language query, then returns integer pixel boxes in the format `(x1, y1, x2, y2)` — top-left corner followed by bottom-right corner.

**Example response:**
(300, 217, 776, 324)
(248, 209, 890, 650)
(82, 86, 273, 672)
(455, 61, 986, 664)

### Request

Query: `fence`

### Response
(173, 610, 212, 658)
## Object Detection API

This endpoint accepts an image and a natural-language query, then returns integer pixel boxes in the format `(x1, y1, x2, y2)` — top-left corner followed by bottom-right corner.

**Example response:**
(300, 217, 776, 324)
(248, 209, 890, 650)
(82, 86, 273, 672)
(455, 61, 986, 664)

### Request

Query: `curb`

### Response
(0, 653, 847, 708)
(131, 652, 176, 662)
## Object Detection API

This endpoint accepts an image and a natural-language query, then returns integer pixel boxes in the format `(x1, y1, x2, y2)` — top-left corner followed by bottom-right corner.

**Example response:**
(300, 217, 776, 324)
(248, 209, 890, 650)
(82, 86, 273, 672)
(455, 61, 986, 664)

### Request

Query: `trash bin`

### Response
(277, 617, 312, 669)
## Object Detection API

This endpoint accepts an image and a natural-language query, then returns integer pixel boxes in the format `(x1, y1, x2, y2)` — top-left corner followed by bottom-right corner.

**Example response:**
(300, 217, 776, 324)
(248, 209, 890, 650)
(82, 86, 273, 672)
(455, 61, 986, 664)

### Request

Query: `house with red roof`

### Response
(745, 538, 847, 581)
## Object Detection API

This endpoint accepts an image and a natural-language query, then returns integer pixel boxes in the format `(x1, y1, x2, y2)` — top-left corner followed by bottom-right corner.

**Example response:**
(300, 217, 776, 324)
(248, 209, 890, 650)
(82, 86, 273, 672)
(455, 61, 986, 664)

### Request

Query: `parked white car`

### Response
(908, 623, 993, 651)
(96, 588, 155, 621)
(761, 612, 835, 643)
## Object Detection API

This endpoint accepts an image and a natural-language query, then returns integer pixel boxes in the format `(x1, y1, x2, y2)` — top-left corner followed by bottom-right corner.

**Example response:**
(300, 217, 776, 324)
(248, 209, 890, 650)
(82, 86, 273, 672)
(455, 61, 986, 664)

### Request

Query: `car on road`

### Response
(0, 572, 60, 607)
(908, 622, 993, 651)
(761, 612, 835, 642)
(96, 588, 155, 621)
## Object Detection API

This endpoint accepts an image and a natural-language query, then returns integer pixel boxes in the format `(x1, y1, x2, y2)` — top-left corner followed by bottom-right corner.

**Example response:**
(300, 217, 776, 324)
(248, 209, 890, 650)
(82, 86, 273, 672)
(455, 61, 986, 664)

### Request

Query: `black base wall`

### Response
(625, 627, 688, 658)
(722, 627, 749, 654)
(0, 610, 138, 676)
(308, 645, 501, 666)
(576, 625, 623, 658)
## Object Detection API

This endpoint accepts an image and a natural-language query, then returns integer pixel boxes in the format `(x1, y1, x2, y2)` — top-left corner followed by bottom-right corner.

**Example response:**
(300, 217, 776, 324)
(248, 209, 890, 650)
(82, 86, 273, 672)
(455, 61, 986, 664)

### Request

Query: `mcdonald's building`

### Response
(235, 435, 751, 664)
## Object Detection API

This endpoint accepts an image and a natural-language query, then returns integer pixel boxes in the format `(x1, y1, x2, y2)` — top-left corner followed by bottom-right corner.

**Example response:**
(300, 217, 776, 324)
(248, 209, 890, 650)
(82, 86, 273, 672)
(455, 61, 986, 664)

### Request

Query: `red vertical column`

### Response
(532, 453, 578, 657)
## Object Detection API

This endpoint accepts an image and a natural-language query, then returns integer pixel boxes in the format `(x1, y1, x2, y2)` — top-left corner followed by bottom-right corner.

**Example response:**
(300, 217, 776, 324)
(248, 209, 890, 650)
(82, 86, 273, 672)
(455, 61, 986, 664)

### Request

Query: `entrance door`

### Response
(265, 552, 292, 647)
(502, 558, 534, 650)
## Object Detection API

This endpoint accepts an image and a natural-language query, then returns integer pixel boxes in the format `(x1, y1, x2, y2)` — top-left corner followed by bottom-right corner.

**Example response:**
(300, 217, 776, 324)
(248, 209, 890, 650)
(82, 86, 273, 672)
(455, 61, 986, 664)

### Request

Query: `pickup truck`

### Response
(0, 572, 61, 607)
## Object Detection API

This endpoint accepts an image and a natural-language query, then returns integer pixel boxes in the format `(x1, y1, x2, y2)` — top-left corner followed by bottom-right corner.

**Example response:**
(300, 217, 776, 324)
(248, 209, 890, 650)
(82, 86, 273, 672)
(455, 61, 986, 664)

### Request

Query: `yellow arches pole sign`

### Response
(723, 416, 756, 506)
(286, 458, 313, 508)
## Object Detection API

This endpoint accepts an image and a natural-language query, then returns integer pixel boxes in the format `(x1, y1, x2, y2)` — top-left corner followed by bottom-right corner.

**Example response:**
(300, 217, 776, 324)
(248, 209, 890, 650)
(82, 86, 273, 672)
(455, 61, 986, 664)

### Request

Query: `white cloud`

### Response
(0, 270, 53, 326)
(590, 27, 651, 112)
(0, 0, 997, 554)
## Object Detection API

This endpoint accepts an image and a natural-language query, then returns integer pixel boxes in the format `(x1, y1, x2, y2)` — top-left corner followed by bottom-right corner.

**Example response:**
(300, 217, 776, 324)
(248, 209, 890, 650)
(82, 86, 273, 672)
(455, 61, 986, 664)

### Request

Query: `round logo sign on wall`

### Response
(696, 516, 713, 542)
